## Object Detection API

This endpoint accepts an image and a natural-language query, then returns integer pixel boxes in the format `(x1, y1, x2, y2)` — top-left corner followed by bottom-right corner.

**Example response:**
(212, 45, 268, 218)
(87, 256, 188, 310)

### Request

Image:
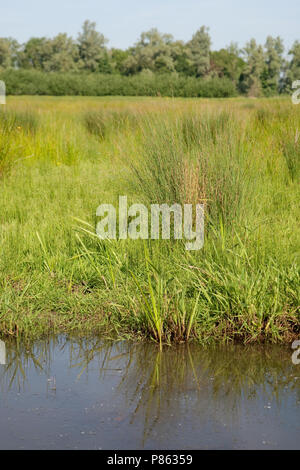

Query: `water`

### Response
(0, 336, 299, 450)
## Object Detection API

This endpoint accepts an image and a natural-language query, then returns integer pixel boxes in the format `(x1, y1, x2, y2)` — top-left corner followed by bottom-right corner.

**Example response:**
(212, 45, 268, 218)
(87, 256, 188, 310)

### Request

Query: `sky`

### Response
(0, 0, 299, 51)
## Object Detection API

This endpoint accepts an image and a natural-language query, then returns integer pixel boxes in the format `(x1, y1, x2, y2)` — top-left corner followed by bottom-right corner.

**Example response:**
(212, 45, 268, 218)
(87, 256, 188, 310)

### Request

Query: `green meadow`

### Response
(0, 96, 299, 346)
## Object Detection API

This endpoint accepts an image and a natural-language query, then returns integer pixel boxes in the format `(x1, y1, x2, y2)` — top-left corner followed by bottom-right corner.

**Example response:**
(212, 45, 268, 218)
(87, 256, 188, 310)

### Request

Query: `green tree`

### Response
(20, 35, 79, 72)
(0, 38, 20, 68)
(78, 20, 108, 72)
(111, 48, 130, 74)
(43, 34, 79, 72)
(285, 41, 300, 90)
(210, 48, 245, 82)
(240, 39, 265, 96)
(171, 41, 192, 75)
(121, 50, 139, 75)
(261, 36, 284, 95)
(123, 29, 176, 74)
(19, 37, 49, 69)
(186, 26, 211, 77)
(226, 42, 240, 57)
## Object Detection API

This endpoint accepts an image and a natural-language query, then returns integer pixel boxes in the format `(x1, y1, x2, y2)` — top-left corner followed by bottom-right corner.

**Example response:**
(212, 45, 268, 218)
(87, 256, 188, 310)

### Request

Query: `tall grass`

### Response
(282, 129, 300, 181)
(0, 108, 38, 134)
(0, 108, 39, 174)
(84, 109, 137, 139)
(0, 122, 13, 174)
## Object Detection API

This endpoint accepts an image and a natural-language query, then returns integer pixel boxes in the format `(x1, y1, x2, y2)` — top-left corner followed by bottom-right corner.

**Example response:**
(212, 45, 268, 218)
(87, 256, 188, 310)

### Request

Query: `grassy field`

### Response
(0, 96, 299, 345)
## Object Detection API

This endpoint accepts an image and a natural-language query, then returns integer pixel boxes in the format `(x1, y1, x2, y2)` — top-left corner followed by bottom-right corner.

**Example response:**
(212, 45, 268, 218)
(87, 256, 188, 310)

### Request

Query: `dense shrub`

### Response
(0, 69, 237, 98)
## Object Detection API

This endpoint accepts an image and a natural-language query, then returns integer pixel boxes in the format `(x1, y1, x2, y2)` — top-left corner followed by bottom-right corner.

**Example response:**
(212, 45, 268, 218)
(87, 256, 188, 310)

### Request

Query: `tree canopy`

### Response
(0, 20, 299, 95)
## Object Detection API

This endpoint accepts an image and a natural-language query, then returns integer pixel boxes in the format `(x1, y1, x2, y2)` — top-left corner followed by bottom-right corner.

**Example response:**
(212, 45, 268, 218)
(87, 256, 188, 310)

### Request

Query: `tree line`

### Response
(0, 20, 299, 96)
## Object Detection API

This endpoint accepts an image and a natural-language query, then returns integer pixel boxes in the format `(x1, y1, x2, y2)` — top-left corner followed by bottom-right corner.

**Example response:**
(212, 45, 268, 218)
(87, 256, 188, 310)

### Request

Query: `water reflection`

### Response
(0, 336, 299, 449)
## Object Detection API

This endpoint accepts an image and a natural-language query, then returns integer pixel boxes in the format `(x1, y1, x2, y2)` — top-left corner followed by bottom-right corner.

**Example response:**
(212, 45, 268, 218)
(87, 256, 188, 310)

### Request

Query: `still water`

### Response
(0, 336, 299, 449)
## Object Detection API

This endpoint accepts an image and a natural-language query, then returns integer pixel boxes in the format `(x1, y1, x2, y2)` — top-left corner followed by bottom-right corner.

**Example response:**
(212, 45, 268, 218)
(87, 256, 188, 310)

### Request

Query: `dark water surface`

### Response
(0, 337, 299, 449)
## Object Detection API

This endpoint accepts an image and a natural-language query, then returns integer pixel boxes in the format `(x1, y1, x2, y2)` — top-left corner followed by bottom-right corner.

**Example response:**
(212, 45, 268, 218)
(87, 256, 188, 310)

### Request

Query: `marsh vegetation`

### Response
(0, 96, 299, 345)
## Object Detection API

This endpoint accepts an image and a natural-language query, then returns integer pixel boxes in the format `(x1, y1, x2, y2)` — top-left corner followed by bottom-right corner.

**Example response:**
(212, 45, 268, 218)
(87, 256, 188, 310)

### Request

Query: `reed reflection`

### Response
(1, 336, 299, 441)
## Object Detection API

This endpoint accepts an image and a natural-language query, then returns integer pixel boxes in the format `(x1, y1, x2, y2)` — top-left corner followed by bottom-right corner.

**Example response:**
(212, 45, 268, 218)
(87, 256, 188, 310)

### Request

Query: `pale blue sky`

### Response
(0, 0, 299, 51)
